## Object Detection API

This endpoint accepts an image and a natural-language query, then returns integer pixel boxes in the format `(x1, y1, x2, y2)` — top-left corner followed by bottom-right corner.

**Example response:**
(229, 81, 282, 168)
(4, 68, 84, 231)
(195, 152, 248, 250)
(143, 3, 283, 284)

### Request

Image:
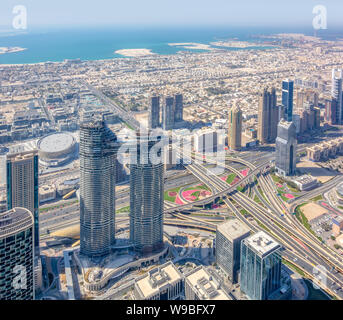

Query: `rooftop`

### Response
(135, 261, 182, 299)
(244, 231, 281, 257)
(185, 266, 231, 300)
(38, 132, 75, 153)
(0, 207, 33, 238)
(217, 219, 250, 241)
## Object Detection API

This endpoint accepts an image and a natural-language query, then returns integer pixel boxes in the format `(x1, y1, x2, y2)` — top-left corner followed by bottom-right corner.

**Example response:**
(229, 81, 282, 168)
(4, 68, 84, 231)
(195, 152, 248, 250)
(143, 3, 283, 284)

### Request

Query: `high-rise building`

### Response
(240, 231, 282, 300)
(325, 98, 337, 125)
(129, 132, 164, 254)
(282, 79, 294, 122)
(6, 150, 39, 255)
(162, 96, 175, 131)
(216, 219, 250, 283)
(228, 104, 242, 151)
(79, 120, 117, 258)
(0, 207, 34, 300)
(149, 96, 160, 129)
(194, 129, 218, 153)
(258, 88, 278, 144)
(332, 69, 343, 124)
(174, 94, 183, 123)
(275, 120, 297, 176)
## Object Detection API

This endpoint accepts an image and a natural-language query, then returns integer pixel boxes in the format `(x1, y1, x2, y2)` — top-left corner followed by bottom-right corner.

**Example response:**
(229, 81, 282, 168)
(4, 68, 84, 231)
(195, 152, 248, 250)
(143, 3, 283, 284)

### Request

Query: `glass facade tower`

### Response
(129, 132, 164, 254)
(240, 231, 282, 300)
(6, 151, 39, 256)
(0, 207, 34, 300)
(79, 120, 117, 258)
(282, 79, 294, 122)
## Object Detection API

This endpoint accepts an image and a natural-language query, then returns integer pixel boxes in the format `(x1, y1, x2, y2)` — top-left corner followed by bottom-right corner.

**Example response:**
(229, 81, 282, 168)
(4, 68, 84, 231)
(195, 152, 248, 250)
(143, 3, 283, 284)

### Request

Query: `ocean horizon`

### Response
(0, 25, 340, 65)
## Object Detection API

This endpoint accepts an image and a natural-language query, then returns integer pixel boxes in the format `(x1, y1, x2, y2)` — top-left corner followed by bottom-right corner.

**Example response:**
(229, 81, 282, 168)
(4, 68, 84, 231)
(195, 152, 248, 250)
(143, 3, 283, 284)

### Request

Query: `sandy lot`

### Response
(115, 48, 155, 57)
(297, 159, 336, 183)
(301, 203, 328, 222)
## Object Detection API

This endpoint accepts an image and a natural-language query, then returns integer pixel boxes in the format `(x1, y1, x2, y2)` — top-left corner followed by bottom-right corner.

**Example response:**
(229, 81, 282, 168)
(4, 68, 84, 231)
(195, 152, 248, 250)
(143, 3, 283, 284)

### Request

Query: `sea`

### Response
(0, 26, 341, 65)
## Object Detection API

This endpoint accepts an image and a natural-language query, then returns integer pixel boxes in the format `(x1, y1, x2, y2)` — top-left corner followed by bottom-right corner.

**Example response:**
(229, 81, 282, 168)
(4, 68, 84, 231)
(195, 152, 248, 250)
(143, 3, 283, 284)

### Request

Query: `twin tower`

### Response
(79, 121, 164, 258)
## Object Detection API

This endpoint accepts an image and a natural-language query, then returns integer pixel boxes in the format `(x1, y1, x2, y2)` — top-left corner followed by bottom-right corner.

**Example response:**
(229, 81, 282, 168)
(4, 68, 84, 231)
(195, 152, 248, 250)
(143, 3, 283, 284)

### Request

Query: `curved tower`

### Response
(129, 132, 164, 254)
(0, 207, 34, 300)
(79, 120, 117, 258)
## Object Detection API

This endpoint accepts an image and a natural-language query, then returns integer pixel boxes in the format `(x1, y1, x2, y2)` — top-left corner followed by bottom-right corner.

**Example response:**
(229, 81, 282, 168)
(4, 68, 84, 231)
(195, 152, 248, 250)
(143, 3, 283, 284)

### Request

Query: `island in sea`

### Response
(168, 42, 215, 50)
(114, 48, 155, 57)
(0, 47, 27, 54)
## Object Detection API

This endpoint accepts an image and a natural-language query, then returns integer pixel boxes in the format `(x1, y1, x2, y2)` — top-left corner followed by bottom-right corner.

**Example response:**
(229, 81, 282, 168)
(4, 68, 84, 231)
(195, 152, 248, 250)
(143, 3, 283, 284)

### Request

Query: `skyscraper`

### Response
(240, 231, 282, 300)
(325, 98, 337, 125)
(162, 96, 175, 131)
(275, 120, 297, 176)
(0, 207, 34, 300)
(216, 219, 250, 283)
(129, 132, 164, 254)
(174, 94, 183, 122)
(228, 103, 242, 151)
(6, 150, 39, 255)
(332, 69, 343, 124)
(149, 96, 160, 129)
(282, 79, 294, 122)
(258, 88, 278, 144)
(79, 120, 117, 258)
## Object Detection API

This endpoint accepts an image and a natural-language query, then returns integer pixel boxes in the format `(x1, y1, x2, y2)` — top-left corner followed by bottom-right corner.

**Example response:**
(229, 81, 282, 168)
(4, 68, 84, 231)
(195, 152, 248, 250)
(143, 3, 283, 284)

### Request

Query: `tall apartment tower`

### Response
(258, 88, 278, 144)
(282, 79, 294, 122)
(0, 207, 34, 300)
(275, 120, 297, 177)
(149, 96, 160, 129)
(228, 104, 242, 151)
(174, 94, 183, 122)
(129, 132, 164, 254)
(216, 219, 250, 283)
(240, 231, 282, 300)
(162, 96, 175, 131)
(79, 120, 117, 258)
(332, 69, 343, 124)
(6, 150, 39, 255)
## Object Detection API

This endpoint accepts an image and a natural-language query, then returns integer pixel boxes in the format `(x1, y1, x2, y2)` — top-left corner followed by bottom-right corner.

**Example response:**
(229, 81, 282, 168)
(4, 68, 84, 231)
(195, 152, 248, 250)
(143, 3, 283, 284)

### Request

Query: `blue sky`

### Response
(0, 0, 342, 29)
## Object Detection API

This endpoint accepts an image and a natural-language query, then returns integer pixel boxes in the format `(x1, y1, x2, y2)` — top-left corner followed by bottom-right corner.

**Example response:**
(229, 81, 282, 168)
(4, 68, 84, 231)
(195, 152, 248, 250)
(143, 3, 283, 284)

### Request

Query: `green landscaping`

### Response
(116, 205, 130, 214)
(40, 200, 79, 213)
(282, 258, 306, 277)
(183, 184, 210, 192)
(271, 174, 299, 193)
(295, 204, 323, 242)
(164, 186, 182, 202)
(310, 195, 324, 202)
(226, 173, 237, 184)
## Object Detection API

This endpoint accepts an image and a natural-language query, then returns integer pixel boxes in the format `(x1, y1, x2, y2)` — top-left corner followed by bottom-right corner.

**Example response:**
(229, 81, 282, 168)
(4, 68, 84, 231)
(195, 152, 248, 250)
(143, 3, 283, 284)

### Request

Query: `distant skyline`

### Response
(0, 0, 342, 30)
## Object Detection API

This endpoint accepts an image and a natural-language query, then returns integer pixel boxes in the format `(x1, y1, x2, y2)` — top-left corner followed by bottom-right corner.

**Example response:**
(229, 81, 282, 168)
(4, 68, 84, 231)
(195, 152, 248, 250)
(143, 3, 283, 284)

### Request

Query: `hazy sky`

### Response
(0, 0, 342, 29)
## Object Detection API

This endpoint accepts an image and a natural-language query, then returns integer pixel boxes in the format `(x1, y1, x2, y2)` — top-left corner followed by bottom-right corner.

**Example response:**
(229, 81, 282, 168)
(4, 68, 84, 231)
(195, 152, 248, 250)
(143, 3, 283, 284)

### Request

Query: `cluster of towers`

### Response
(256, 79, 297, 177)
(149, 94, 183, 130)
(1, 151, 39, 299)
(79, 120, 165, 258)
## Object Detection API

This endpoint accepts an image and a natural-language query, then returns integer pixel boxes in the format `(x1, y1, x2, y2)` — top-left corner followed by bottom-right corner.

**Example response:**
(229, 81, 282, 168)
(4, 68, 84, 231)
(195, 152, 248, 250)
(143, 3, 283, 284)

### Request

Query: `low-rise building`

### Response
(134, 261, 183, 300)
(39, 185, 56, 203)
(307, 137, 343, 162)
(292, 175, 318, 191)
(184, 266, 231, 300)
(332, 216, 343, 236)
